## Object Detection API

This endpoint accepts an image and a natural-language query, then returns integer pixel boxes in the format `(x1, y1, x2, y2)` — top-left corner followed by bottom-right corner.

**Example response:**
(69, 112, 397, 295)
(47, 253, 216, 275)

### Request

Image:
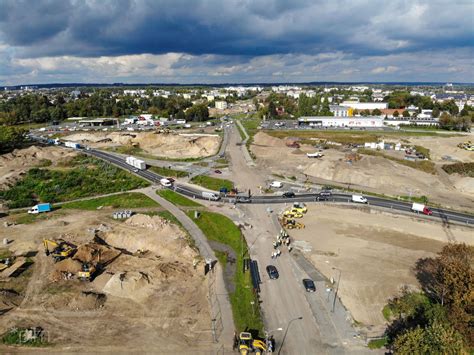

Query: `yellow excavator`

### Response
(238, 332, 267, 355)
(77, 263, 97, 281)
(43, 239, 76, 262)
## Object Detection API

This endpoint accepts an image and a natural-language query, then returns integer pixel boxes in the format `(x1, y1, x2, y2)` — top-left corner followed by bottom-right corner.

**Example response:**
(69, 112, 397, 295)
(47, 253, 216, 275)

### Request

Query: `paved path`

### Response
(141, 187, 235, 350)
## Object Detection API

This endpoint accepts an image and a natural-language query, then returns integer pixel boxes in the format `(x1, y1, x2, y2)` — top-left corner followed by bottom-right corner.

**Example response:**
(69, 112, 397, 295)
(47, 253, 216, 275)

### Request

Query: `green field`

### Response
(187, 211, 263, 333)
(149, 165, 189, 178)
(60, 192, 159, 210)
(190, 175, 234, 191)
(156, 189, 202, 207)
(0, 155, 149, 208)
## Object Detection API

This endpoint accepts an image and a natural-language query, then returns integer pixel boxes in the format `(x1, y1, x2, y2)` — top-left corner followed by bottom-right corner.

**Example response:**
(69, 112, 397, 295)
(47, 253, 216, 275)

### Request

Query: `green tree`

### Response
(432, 107, 440, 118)
(185, 103, 209, 122)
(393, 110, 399, 118)
(372, 108, 382, 116)
(268, 101, 277, 119)
(402, 110, 410, 118)
(0, 126, 25, 153)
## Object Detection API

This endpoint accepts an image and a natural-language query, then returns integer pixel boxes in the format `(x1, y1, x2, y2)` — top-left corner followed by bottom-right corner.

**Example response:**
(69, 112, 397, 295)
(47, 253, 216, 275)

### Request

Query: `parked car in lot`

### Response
(266, 265, 279, 280)
(214, 169, 222, 174)
(282, 191, 295, 198)
(302, 278, 316, 292)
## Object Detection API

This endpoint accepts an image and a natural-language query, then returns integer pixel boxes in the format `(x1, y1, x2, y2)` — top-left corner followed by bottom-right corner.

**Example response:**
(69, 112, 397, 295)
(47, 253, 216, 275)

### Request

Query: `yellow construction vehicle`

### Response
(292, 202, 307, 214)
(283, 210, 303, 219)
(43, 239, 76, 262)
(77, 263, 97, 281)
(238, 332, 267, 355)
(282, 217, 305, 229)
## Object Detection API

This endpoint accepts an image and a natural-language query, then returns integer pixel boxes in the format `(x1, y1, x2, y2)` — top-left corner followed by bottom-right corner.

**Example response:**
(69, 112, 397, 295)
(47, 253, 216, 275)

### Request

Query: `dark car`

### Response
(214, 169, 222, 174)
(282, 191, 296, 198)
(266, 265, 279, 280)
(303, 278, 316, 292)
(317, 190, 332, 200)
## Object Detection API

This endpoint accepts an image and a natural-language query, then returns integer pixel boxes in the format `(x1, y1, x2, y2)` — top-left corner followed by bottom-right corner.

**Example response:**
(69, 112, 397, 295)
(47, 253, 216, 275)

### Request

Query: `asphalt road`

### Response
(78, 147, 474, 226)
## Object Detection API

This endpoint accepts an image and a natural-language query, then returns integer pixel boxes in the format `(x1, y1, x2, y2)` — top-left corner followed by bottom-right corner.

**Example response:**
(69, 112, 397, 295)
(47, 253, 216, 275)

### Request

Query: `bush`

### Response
(442, 162, 474, 177)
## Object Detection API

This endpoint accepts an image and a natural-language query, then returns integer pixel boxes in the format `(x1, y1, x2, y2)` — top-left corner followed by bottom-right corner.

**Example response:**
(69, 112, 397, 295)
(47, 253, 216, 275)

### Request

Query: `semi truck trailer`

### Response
(125, 156, 146, 170)
(411, 203, 433, 215)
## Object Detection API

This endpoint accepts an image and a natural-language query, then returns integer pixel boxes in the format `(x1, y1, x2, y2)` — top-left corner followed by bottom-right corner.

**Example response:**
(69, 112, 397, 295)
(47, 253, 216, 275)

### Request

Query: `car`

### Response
(237, 196, 252, 203)
(266, 265, 279, 280)
(132, 168, 139, 173)
(214, 170, 222, 174)
(302, 279, 316, 292)
(282, 191, 295, 198)
(317, 190, 332, 200)
(270, 181, 283, 188)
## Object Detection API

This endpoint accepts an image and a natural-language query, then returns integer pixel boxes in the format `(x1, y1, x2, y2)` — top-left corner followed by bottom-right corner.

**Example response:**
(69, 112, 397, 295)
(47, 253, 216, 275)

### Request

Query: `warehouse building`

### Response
(298, 116, 384, 128)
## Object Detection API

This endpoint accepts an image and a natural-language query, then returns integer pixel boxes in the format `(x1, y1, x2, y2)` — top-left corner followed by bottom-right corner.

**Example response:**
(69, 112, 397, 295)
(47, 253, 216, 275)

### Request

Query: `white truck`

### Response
(125, 156, 146, 170)
(352, 195, 368, 204)
(411, 203, 433, 215)
(270, 181, 283, 188)
(64, 141, 81, 149)
(306, 152, 324, 158)
(202, 191, 220, 201)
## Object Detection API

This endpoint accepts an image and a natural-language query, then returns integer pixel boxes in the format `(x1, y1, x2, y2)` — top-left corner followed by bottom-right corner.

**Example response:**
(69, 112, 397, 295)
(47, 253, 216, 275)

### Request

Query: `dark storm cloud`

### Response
(0, 0, 472, 58)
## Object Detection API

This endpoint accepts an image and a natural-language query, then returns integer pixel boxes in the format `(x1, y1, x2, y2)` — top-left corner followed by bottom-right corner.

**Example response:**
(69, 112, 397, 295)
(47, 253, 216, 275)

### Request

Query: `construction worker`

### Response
(288, 246, 293, 252)
(276, 249, 281, 257)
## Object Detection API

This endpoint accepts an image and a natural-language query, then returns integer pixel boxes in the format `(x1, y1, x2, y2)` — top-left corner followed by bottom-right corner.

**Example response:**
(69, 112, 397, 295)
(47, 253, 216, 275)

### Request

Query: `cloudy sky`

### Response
(0, 0, 473, 85)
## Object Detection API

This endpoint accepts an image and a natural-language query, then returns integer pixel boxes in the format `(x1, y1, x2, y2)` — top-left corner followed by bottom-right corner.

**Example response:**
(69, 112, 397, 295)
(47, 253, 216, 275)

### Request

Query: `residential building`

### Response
(215, 101, 228, 110)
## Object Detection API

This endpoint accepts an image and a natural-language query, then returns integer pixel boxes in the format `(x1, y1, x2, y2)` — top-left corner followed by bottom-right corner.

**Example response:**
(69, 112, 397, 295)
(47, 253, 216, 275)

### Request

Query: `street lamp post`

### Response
(332, 267, 342, 313)
(278, 316, 303, 355)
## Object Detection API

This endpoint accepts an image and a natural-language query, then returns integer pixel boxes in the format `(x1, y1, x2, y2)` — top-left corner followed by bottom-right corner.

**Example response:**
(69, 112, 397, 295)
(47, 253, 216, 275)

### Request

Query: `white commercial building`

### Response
(329, 105, 351, 117)
(215, 101, 228, 110)
(298, 116, 384, 128)
(340, 101, 388, 110)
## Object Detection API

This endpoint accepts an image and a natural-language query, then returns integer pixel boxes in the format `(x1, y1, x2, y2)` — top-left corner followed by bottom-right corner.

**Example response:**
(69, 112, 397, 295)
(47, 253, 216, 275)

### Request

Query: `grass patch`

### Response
(157, 189, 202, 207)
(61, 192, 159, 210)
(0, 248, 13, 259)
(215, 158, 228, 165)
(34, 159, 52, 167)
(190, 175, 234, 191)
(358, 148, 436, 174)
(382, 304, 393, 321)
(149, 166, 189, 178)
(413, 145, 431, 159)
(2, 328, 50, 347)
(0, 155, 149, 208)
(214, 250, 228, 268)
(187, 211, 264, 333)
(240, 116, 262, 147)
(368, 337, 387, 349)
(442, 162, 474, 177)
(266, 129, 460, 145)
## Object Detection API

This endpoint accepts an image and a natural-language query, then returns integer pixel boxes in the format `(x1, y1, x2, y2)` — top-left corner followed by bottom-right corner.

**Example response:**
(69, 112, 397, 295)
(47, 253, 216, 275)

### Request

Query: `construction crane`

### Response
(43, 239, 76, 262)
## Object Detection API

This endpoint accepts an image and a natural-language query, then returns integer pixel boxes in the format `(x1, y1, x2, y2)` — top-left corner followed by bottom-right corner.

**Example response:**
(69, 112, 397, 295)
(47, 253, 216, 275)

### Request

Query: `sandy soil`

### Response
(252, 132, 474, 211)
(287, 204, 473, 331)
(0, 211, 212, 352)
(64, 131, 221, 159)
(0, 146, 78, 189)
(407, 134, 474, 164)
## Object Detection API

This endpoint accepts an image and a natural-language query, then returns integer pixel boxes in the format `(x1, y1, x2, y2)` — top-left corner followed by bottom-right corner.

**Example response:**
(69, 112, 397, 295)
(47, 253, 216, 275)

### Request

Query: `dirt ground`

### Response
(0, 146, 78, 189)
(64, 131, 221, 159)
(0, 211, 213, 352)
(287, 204, 474, 332)
(251, 132, 474, 211)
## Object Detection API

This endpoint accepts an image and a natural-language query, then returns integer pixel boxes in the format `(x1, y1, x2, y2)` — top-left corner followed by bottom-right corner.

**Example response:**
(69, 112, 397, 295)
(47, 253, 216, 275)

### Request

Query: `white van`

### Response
(202, 191, 220, 201)
(352, 195, 368, 204)
(160, 178, 173, 187)
(270, 181, 283, 188)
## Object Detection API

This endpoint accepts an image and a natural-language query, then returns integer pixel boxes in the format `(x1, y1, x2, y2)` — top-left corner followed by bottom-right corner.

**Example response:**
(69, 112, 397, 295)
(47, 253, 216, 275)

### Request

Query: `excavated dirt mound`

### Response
(0, 289, 22, 310)
(64, 131, 221, 159)
(102, 271, 153, 301)
(73, 243, 121, 265)
(66, 291, 107, 311)
(103, 214, 195, 259)
(0, 146, 78, 188)
(51, 259, 83, 282)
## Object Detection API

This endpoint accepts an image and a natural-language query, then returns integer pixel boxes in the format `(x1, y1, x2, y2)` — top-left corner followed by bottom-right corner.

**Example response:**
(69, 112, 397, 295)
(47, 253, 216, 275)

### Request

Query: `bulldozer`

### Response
(238, 332, 267, 355)
(282, 210, 303, 219)
(43, 239, 76, 262)
(281, 217, 305, 229)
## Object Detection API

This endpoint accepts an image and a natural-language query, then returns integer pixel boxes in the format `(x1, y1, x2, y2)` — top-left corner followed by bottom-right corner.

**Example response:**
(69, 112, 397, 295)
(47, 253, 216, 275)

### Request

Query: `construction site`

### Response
(0, 210, 213, 352)
(251, 131, 474, 211)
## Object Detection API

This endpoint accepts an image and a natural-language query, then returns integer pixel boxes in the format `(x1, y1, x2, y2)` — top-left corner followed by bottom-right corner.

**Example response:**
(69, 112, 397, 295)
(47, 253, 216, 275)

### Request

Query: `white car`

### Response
(352, 195, 367, 203)
(270, 181, 283, 188)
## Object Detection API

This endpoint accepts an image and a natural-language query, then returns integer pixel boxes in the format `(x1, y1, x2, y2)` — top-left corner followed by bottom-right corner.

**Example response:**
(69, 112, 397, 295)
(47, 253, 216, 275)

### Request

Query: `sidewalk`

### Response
(141, 187, 235, 350)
